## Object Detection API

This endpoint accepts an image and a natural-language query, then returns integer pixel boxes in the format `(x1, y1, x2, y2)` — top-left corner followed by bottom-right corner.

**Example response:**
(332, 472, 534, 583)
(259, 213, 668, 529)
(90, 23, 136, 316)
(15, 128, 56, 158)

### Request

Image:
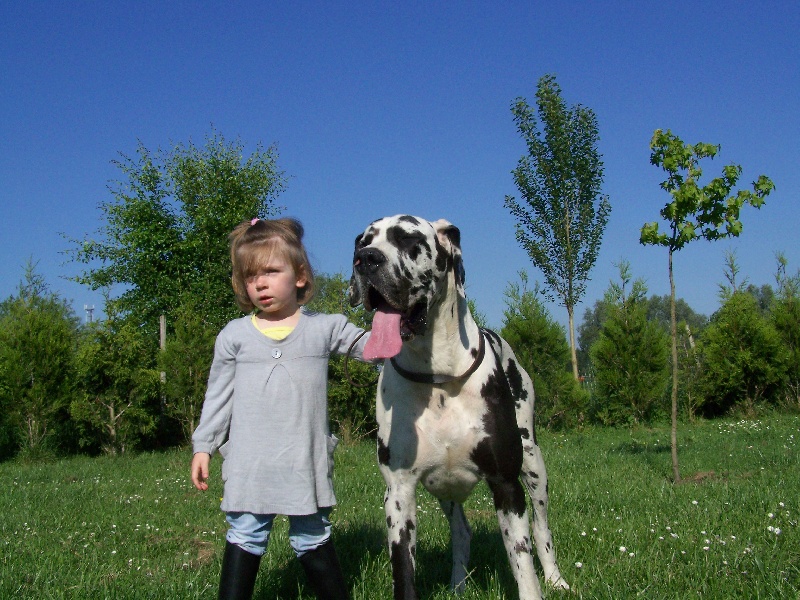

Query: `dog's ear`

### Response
(433, 219, 466, 287)
(348, 233, 364, 307)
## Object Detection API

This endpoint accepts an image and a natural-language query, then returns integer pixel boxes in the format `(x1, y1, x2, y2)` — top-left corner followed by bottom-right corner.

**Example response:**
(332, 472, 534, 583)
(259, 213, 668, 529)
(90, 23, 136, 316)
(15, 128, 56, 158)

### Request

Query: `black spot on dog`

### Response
(390, 521, 417, 599)
(378, 436, 391, 465)
(398, 215, 421, 226)
(438, 394, 446, 409)
(505, 359, 528, 402)
(519, 427, 530, 440)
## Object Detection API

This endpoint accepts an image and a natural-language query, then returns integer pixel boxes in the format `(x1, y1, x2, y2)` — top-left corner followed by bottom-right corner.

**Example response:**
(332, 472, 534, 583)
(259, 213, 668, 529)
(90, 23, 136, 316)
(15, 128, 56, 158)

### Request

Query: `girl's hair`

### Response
(229, 218, 316, 312)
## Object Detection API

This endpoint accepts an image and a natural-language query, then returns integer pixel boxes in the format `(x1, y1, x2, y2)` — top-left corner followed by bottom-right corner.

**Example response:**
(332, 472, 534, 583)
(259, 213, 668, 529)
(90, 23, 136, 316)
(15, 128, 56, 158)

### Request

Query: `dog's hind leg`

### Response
(438, 499, 472, 593)
(488, 478, 544, 600)
(521, 442, 569, 590)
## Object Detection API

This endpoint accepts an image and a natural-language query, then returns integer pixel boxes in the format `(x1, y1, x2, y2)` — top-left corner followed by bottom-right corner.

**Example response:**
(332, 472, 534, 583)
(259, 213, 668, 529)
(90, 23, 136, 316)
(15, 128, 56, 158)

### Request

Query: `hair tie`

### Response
(250, 218, 259, 226)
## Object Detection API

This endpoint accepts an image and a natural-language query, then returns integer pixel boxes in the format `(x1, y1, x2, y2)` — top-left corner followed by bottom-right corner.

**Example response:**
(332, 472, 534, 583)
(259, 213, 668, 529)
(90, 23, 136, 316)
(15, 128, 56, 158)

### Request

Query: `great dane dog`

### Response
(349, 215, 569, 600)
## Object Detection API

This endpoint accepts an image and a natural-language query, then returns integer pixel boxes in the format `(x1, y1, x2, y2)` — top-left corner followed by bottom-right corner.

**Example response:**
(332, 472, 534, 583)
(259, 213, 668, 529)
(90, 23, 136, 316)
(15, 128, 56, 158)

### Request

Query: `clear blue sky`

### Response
(2, 1, 798, 332)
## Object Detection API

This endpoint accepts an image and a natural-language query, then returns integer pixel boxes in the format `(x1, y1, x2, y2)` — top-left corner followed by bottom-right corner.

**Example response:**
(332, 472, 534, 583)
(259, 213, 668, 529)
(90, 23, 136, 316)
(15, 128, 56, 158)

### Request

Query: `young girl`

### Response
(191, 218, 371, 600)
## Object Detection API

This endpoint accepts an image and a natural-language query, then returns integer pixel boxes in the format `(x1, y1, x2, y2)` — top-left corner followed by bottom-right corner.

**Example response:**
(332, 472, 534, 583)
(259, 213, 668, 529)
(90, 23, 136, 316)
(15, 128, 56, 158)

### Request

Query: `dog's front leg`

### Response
(383, 474, 419, 600)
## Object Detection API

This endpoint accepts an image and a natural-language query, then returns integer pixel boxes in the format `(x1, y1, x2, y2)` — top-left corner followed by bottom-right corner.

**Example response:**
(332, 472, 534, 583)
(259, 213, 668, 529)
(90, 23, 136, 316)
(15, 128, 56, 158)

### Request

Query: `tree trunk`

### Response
(568, 305, 579, 380)
(669, 248, 681, 483)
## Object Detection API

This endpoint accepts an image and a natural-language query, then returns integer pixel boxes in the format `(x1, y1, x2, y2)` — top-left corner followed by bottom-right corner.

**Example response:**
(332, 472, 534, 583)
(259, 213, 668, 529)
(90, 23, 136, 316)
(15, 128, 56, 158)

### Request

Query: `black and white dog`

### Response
(349, 215, 568, 600)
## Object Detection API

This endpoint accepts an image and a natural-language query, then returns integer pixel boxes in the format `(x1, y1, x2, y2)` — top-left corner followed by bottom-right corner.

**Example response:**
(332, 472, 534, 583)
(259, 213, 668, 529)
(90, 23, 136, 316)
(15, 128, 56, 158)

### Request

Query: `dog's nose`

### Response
(355, 248, 386, 274)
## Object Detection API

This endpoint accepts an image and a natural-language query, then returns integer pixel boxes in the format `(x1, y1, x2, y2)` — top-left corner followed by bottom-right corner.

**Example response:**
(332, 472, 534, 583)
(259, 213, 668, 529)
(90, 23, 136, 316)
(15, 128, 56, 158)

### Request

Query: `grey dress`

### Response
(192, 309, 370, 515)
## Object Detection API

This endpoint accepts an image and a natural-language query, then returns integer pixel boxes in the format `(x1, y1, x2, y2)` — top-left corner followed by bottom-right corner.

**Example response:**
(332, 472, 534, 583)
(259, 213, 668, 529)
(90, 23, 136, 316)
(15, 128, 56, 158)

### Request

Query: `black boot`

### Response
(298, 540, 349, 600)
(218, 541, 261, 600)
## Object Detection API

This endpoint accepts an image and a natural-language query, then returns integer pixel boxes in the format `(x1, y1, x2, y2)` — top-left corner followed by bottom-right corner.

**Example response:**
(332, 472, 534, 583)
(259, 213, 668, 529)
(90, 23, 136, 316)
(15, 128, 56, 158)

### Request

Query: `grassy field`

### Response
(1, 414, 798, 599)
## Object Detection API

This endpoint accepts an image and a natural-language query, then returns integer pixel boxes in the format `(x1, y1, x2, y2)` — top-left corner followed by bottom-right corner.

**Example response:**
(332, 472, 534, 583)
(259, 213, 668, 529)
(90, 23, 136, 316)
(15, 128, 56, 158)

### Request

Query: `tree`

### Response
(770, 253, 800, 407)
(68, 130, 286, 338)
(639, 128, 775, 482)
(697, 291, 787, 416)
(505, 74, 611, 380)
(590, 262, 670, 425)
(500, 272, 588, 429)
(71, 308, 160, 454)
(159, 298, 218, 444)
(0, 262, 80, 459)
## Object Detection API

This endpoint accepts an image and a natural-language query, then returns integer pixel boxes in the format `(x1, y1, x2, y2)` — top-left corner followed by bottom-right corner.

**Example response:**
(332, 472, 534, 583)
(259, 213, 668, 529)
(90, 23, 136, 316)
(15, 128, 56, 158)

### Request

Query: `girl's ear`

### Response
(295, 266, 308, 289)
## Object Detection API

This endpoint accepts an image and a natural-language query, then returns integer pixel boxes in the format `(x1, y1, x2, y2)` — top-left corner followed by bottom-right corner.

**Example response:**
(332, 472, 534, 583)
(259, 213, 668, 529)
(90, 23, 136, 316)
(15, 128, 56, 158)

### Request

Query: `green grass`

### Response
(2, 415, 798, 599)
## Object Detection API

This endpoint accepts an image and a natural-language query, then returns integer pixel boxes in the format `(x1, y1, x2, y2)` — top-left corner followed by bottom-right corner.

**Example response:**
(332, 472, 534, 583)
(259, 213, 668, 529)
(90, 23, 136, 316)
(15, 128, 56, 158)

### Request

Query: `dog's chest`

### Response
(380, 382, 490, 500)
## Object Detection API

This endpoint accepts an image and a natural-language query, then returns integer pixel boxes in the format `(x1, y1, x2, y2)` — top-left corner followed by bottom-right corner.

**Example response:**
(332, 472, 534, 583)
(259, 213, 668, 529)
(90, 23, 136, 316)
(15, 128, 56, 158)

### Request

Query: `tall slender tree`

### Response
(640, 129, 774, 482)
(505, 74, 611, 379)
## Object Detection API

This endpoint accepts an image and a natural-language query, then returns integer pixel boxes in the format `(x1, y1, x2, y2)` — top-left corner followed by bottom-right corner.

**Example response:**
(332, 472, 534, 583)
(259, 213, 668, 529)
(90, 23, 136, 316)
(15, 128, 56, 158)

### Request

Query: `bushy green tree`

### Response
(71, 309, 160, 454)
(590, 263, 670, 425)
(505, 74, 611, 380)
(159, 300, 218, 444)
(307, 273, 378, 442)
(68, 130, 286, 338)
(697, 291, 788, 416)
(500, 272, 588, 429)
(0, 263, 80, 459)
(771, 253, 800, 407)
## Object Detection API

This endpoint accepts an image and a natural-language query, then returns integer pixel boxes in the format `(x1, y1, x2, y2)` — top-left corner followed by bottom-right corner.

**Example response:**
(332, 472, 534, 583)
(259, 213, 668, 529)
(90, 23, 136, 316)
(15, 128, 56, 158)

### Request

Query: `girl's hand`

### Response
(191, 452, 211, 491)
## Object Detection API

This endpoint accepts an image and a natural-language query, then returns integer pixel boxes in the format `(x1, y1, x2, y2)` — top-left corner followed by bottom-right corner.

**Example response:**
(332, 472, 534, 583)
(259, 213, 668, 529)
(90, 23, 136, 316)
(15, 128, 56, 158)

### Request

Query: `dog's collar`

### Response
(390, 329, 486, 385)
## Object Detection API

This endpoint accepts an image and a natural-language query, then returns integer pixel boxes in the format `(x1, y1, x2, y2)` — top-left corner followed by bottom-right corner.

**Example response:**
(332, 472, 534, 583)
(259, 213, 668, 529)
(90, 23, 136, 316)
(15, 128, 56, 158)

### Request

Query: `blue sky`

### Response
(2, 1, 798, 331)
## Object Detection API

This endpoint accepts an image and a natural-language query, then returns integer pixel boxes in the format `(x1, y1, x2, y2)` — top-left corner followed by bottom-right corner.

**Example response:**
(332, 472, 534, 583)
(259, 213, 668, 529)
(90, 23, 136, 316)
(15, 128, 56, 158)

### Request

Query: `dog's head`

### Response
(349, 215, 464, 356)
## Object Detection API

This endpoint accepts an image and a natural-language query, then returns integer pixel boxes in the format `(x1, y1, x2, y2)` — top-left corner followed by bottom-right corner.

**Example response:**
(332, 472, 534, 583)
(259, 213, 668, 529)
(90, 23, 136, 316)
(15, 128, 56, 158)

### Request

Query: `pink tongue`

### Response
(363, 306, 403, 360)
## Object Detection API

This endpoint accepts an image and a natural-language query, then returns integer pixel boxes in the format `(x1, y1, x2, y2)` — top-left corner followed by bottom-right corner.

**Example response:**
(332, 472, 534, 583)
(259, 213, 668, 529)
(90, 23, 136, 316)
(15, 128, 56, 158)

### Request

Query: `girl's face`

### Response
(245, 256, 307, 320)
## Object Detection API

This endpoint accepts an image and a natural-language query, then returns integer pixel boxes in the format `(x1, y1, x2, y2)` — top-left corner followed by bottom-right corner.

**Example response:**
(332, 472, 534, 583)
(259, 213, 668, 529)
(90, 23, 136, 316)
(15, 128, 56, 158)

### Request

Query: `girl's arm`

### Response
(191, 328, 237, 456)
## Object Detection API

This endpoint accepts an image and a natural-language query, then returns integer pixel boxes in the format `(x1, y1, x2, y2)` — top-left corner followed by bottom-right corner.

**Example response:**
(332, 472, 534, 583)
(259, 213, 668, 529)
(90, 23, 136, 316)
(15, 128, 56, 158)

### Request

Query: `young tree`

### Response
(639, 129, 775, 482)
(72, 311, 160, 454)
(505, 74, 611, 380)
(68, 130, 287, 338)
(771, 253, 800, 406)
(590, 262, 670, 425)
(0, 263, 80, 458)
(697, 291, 787, 416)
(159, 300, 218, 444)
(500, 272, 588, 429)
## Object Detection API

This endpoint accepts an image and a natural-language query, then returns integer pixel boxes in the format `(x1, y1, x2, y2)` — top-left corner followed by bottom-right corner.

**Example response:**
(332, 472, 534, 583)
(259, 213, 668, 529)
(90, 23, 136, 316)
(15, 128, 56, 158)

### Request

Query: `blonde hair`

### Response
(229, 218, 316, 312)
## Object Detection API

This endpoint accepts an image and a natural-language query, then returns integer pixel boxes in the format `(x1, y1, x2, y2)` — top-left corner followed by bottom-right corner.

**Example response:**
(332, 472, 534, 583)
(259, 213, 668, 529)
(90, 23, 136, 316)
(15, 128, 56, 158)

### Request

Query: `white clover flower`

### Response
(692, 500, 698, 506)
(768, 513, 775, 519)
(575, 562, 583, 568)
(619, 546, 627, 553)
(774, 528, 782, 535)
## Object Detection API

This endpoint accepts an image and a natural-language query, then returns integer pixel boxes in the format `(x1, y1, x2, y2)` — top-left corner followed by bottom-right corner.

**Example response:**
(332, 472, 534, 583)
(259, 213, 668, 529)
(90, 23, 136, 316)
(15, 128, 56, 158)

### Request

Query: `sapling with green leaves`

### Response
(639, 128, 774, 482)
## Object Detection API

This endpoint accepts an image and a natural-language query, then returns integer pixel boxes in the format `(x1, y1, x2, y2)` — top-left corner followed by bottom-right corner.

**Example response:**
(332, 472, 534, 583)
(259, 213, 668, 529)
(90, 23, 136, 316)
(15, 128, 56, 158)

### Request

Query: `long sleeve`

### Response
(191, 327, 237, 455)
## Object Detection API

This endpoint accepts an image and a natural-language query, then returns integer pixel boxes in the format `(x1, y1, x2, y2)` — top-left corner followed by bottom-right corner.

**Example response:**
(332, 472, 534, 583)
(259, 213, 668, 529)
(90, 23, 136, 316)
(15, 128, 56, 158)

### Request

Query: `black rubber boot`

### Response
(298, 540, 349, 600)
(218, 541, 262, 600)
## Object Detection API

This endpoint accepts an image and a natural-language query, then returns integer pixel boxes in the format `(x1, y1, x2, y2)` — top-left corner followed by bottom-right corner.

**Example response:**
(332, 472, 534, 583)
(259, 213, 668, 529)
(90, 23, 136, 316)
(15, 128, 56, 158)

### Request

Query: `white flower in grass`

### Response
(575, 562, 583, 568)
(692, 500, 698, 506)
(629, 552, 635, 557)
(619, 546, 627, 553)
(768, 513, 775, 519)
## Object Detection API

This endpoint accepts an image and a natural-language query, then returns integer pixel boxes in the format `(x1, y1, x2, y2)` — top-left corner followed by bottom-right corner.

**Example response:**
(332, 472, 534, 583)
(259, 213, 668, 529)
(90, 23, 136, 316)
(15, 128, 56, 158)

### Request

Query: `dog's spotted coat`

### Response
(350, 215, 568, 600)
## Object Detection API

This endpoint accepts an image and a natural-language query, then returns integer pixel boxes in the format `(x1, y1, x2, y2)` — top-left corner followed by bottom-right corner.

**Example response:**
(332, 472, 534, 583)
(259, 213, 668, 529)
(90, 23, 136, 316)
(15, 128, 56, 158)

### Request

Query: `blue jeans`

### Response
(225, 508, 332, 557)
